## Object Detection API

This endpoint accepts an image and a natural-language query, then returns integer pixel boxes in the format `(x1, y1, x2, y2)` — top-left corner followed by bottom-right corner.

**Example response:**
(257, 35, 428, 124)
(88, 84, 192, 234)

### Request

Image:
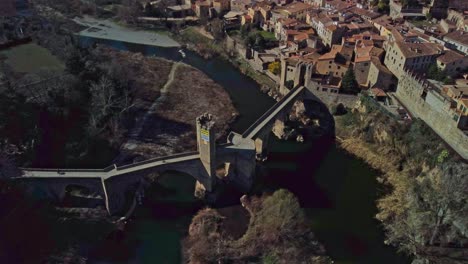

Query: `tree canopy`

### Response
(341, 68, 360, 94)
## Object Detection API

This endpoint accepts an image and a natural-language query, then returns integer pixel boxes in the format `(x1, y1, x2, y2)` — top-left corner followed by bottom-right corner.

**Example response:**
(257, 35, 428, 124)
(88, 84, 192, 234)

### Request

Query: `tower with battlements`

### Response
(196, 113, 216, 192)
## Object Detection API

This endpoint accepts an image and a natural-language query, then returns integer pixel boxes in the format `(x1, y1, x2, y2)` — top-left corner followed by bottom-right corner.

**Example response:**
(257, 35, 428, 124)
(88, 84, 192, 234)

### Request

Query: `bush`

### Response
(331, 103, 347, 116)
(268, 61, 280, 75)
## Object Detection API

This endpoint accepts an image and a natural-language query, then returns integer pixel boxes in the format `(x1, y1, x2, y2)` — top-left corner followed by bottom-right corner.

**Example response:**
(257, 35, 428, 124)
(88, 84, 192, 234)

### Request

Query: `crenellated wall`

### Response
(395, 71, 468, 159)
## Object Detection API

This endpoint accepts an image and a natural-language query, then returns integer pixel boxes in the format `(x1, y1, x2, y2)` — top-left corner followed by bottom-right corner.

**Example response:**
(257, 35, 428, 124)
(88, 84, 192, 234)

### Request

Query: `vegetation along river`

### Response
(79, 36, 409, 264)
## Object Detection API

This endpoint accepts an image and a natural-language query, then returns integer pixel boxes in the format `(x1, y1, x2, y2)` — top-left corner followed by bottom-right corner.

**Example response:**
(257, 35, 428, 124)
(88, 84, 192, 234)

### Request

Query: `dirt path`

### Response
(161, 61, 180, 92)
(119, 62, 181, 155)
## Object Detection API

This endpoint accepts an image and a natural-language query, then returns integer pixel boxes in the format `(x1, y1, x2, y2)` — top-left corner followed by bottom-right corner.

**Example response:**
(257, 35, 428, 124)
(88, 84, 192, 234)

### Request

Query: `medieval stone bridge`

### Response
(16, 86, 309, 215)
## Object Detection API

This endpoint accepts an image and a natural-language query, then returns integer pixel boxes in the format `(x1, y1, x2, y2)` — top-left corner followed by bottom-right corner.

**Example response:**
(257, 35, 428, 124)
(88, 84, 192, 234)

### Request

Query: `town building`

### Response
(443, 30, 468, 55)
(315, 44, 353, 77)
(436, 49, 468, 77)
(230, 0, 253, 12)
(384, 32, 442, 78)
(275, 2, 314, 22)
(195, 1, 211, 19)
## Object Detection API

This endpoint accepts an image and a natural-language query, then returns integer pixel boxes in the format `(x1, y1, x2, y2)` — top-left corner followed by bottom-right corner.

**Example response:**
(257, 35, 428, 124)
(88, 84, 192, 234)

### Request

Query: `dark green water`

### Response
(79, 37, 409, 264)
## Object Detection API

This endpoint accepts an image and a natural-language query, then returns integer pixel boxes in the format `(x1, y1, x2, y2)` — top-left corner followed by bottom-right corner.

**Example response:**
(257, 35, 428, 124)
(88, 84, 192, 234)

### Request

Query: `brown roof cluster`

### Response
(278, 18, 299, 26)
(349, 7, 382, 20)
(370, 57, 392, 74)
(437, 49, 465, 64)
(444, 30, 468, 45)
(281, 2, 313, 14)
(396, 41, 441, 58)
(319, 44, 353, 63)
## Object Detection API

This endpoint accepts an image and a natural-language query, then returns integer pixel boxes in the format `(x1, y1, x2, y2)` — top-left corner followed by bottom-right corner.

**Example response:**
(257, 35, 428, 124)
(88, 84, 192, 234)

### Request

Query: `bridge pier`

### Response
(196, 113, 216, 192)
(254, 122, 273, 161)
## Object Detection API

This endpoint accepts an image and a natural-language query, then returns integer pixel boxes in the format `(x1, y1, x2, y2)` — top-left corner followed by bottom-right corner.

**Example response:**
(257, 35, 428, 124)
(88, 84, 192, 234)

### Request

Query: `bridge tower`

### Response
(196, 113, 216, 192)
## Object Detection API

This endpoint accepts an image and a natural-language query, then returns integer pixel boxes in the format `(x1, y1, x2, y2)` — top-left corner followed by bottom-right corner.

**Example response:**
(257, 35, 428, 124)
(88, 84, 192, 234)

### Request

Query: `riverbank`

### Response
(334, 96, 467, 264)
(175, 27, 277, 92)
(184, 190, 332, 263)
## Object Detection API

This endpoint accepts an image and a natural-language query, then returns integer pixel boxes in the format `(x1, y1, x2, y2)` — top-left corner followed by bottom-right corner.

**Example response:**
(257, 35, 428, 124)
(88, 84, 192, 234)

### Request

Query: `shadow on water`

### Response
(89, 172, 202, 264)
(258, 133, 410, 264)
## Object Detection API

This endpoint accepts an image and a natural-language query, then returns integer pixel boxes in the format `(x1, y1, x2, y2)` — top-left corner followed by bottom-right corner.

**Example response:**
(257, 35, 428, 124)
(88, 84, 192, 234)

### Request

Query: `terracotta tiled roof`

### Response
(437, 49, 465, 64)
(395, 41, 441, 58)
(444, 30, 468, 46)
(281, 2, 313, 14)
(371, 88, 386, 97)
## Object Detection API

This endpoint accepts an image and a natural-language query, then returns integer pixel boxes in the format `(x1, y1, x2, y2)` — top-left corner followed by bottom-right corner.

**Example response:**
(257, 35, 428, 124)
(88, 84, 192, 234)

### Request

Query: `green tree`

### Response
(341, 68, 359, 94)
(377, 0, 389, 12)
(427, 64, 449, 82)
(268, 61, 281, 75)
(240, 24, 251, 39)
(254, 33, 266, 50)
(210, 18, 225, 41)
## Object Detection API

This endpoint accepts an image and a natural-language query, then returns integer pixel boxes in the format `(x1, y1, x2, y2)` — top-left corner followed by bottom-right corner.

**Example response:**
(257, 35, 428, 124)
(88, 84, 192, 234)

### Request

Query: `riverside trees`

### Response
(186, 189, 332, 263)
(336, 97, 468, 263)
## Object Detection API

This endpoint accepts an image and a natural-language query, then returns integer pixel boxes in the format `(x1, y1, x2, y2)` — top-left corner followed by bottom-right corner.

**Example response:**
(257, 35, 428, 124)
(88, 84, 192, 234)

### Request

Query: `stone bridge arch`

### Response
(102, 157, 210, 215)
(18, 177, 105, 206)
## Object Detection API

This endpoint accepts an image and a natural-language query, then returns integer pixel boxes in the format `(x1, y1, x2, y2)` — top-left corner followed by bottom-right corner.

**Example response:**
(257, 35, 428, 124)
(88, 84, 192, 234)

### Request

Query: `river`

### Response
(79, 36, 409, 264)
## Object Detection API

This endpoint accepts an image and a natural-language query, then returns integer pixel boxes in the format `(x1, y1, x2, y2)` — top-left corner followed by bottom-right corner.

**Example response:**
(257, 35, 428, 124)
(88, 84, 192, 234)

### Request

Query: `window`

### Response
(329, 65, 332, 69)
(337, 66, 341, 69)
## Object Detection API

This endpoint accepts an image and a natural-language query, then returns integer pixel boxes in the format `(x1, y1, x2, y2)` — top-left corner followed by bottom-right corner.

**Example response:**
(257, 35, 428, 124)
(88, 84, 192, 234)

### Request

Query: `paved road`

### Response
(243, 86, 305, 139)
(21, 152, 200, 180)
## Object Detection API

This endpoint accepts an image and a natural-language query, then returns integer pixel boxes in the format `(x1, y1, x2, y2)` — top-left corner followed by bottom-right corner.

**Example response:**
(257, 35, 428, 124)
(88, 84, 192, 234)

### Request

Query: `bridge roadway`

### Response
(242, 85, 305, 139)
(20, 86, 306, 180)
(20, 152, 200, 180)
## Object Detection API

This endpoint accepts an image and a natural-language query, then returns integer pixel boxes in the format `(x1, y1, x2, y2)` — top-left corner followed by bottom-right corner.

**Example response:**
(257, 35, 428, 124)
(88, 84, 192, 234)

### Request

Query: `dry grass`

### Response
(94, 46, 173, 104)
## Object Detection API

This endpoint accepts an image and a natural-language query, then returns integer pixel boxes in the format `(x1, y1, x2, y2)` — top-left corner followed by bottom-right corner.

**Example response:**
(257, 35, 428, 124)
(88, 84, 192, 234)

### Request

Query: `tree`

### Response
(0, 150, 21, 179)
(240, 24, 251, 39)
(144, 2, 156, 16)
(254, 33, 266, 50)
(285, 80, 294, 90)
(268, 61, 281, 75)
(427, 64, 449, 82)
(377, 0, 389, 12)
(377, 162, 468, 263)
(210, 18, 225, 41)
(341, 68, 359, 94)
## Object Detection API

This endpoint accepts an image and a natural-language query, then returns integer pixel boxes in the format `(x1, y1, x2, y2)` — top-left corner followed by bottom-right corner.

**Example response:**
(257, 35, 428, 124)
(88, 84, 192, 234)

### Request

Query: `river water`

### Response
(79, 36, 409, 264)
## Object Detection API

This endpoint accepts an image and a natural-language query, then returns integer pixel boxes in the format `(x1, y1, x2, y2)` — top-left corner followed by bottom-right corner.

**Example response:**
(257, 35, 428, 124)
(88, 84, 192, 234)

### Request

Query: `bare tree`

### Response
(87, 76, 135, 137)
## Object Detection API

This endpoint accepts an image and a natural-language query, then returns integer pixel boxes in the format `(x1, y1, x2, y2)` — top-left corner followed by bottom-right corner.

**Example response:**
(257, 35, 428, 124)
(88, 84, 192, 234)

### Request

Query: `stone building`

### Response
(230, 0, 253, 12)
(384, 33, 441, 78)
(275, 2, 314, 21)
(315, 44, 352, 77)
(436, 49, 468, 77)
(310, 13, 347, 47)
(395, 71, 468, 159)
(367, 57, 396, 90)
(443, 30, 468, 55)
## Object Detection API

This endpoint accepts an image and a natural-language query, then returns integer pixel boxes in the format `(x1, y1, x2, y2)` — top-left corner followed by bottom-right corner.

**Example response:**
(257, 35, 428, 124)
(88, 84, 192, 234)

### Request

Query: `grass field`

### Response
(1, 43, 64, 73)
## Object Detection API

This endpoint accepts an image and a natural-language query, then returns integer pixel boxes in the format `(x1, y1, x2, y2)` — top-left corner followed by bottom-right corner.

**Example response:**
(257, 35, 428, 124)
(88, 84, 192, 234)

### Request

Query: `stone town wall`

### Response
(395, 71, 468, 159)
